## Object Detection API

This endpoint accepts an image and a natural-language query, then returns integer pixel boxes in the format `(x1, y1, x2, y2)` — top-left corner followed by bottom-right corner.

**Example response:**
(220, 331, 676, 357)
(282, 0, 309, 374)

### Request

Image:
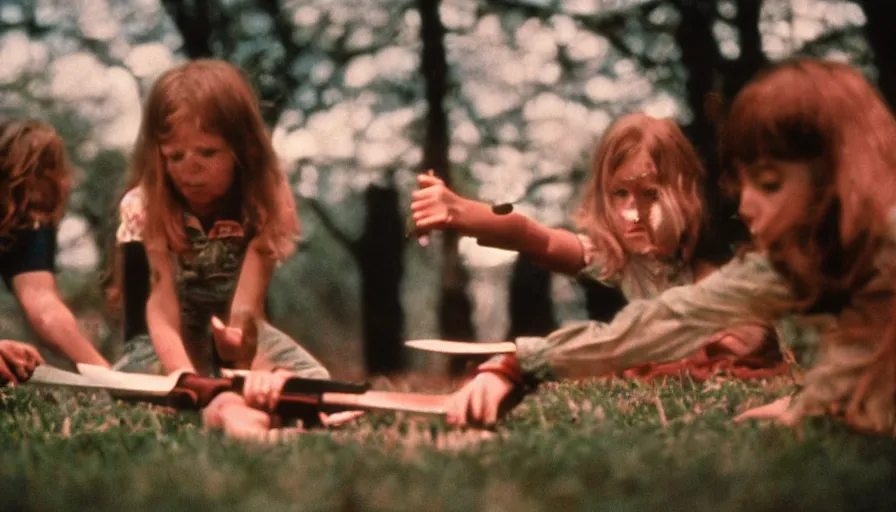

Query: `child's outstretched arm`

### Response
(146, 249, 195, 374)
(446, 253, 795, 426)
(411, 173, 586, 275)
(11, 272, 109, 367)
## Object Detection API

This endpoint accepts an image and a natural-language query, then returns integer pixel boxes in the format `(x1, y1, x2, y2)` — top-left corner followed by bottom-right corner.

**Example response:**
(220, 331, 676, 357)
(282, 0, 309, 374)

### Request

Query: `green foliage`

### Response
(1, 377, 894, 511)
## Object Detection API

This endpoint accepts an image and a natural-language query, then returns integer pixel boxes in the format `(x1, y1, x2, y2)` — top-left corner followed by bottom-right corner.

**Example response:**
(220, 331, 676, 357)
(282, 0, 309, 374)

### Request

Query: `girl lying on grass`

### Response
(0, 118, 110, 370)
(411, 113, 784, 385)
(436, 58, 896, 437)
(109, 60, 334, 441)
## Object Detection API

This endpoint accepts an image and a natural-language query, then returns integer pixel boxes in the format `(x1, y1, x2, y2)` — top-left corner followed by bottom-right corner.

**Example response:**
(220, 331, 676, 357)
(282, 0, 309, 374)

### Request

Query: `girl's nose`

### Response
(621, 208, 640, 223)
(738, 188, 756, 228)
(187, 155, 205, 173)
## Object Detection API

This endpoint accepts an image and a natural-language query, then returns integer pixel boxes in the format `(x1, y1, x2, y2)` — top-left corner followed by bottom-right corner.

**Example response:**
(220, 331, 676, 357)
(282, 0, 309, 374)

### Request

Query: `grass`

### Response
(1, 375, 895, 512)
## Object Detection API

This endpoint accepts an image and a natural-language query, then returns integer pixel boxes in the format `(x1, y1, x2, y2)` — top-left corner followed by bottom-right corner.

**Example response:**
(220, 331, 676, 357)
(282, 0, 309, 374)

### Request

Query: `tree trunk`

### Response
(160, 0, 215, 58)
(580, 279, 628, 323)
(857, 0, 896, 109)
(417, 0, 475, 374)
(506, 254, 558, 339)
(675, 0, 764, 258)
(355, 184, 406, 375)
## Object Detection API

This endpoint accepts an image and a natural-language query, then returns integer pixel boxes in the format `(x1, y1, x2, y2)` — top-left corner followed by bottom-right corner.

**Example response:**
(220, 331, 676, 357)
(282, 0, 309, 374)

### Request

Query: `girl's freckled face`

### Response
(160, 122, 236, 215)
(608, 161, 672, 256)
(737, 160, 814, 250)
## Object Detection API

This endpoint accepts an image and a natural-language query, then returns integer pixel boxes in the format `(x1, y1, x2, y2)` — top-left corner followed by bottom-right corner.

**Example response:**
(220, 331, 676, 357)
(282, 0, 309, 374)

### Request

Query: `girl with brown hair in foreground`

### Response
(436, 58, 896, 437)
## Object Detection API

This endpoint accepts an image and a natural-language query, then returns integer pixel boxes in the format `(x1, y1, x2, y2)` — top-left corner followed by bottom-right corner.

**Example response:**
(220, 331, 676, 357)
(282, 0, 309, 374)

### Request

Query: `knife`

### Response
(405, 339, 517, 355)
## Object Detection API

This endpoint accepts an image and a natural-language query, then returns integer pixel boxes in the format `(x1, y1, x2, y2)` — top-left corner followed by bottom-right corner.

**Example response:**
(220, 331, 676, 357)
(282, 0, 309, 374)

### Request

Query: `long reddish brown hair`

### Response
(719, 58, 896, 310)
(128, 59, 299, 259)
(0, 118, 70, 244)
(574, 113, 707, 278)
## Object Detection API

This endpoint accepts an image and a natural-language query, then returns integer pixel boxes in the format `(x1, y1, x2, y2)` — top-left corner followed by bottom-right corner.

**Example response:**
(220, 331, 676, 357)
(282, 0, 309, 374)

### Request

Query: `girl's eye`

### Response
(642, 188, 660, 200)
(612, 189, 629, 198)
(759, 181, 781, 193)
(165, 151, 185, 163)
(198, 148, 219, 158)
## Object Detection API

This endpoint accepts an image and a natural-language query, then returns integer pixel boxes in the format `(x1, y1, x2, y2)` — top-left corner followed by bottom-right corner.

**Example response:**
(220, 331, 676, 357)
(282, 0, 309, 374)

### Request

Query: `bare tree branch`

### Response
(790, 25, 863, 58)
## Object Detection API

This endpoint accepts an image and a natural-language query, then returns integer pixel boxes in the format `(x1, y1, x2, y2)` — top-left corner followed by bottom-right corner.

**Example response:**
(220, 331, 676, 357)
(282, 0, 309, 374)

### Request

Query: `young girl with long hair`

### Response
(110, 60, 330, 437)
(0, 117, 109, 369)
(443, 58, 896, 436)
(411, 113, 783, 389)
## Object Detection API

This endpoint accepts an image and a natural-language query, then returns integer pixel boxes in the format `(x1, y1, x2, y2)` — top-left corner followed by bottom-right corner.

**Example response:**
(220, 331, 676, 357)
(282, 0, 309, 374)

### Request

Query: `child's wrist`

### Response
(448, 195, 475, 231)
(475, 354, 523, 387)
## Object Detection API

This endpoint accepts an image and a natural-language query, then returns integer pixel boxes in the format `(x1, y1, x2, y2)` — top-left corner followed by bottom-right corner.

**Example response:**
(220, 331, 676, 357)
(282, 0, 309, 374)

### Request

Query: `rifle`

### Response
(27, 364, 450, 425)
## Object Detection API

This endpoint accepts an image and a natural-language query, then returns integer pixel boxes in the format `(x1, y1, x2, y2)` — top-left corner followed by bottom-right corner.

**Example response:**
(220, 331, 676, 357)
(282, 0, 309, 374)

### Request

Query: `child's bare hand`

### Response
(203, 391, 301, 443)
(211, 315, 244, 361)
(710, 334, 764, 357)
(705, 325, 768, 358)
(446, 372, 516, 427)
(243, 369, 290, 412)
(734, 396, 792, 423)
(410, 172, 460, 233)
(0, 340, 44, 385)
(320, 410, 366, 427)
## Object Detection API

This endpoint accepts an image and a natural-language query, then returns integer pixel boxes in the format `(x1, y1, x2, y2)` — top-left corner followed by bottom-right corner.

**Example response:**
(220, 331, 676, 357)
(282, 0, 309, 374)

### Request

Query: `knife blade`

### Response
(405, 339, 517, 355)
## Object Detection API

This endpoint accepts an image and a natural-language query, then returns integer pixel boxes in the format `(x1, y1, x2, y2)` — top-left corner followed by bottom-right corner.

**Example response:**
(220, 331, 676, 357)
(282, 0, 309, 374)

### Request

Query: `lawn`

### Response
(1, 375, 895, 512)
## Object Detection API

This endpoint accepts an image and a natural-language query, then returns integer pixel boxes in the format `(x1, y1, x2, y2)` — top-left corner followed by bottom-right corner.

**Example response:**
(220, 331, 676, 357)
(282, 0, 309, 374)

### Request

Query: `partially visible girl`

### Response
(411, 113, 783, 385)
(0, 118, 109, 369)
(109, 60, 330, 439)
(440, 58, 896, 437)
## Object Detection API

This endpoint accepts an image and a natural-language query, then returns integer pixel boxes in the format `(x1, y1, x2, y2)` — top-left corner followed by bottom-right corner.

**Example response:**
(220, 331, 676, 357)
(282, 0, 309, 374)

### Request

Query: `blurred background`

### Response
(0, 0, 891, 379)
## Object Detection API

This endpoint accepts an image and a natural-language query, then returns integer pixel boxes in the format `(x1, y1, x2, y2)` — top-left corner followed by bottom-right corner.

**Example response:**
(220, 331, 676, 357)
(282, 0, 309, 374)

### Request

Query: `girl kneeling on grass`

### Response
(0, 118, 110, 371)
(411, 113, 784, 387)
(443, 58, 896, 436)
(110, 60, 332, 440)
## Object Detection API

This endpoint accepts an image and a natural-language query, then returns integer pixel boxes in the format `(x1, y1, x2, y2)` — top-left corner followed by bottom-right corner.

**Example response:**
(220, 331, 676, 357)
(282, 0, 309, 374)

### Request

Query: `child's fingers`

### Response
(446, 385, 474, 426)
(12, 360, 32, 382)
(411, 188, 435, 201)
(409, 199, 438, 217)
(0, 358, 17, 386)
(267, 374, 287, 412)
(734, 397, 791, 422)
(13, 344, 44, 366)
(321, 410, 365, 427)
(413, 213, 451, 230)
(25, 346, 45, 366)
(211, 315, 226, 332)
(481, 386, 504, 426)
(469, 386, 490, 426)
(416, 173, 444, 188)
(244, 374, 271, 410)
(225, 326, 243, 346)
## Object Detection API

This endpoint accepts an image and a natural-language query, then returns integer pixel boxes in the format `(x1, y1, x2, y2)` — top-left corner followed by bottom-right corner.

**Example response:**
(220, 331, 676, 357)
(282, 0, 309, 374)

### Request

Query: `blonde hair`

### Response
(0, 118, 70, 243)
(574, 113, 706, 278)
(128, 59, 299, 259)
